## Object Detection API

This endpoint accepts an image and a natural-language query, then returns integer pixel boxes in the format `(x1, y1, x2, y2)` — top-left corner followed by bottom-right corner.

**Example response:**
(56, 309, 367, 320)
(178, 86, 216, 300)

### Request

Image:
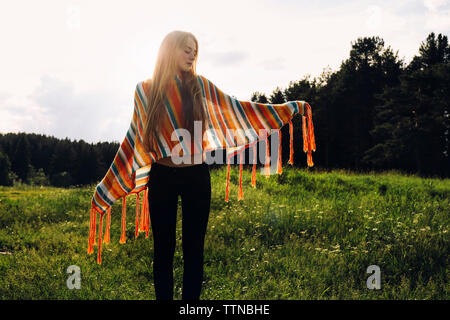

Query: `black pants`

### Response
(147, 161, 211, 300)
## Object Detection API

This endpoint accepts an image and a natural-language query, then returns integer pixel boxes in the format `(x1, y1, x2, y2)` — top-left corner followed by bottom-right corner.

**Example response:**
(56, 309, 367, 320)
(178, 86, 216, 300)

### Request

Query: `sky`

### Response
(0, 0, 449, 144)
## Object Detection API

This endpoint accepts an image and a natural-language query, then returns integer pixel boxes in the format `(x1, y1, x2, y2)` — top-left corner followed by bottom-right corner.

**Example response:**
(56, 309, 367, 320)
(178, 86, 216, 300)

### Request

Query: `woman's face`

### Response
(176, 37, 197, 74)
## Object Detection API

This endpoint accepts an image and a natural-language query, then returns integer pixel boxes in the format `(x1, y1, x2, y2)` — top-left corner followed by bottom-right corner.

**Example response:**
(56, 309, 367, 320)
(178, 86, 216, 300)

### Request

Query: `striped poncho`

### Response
(88, 73, 316, 264)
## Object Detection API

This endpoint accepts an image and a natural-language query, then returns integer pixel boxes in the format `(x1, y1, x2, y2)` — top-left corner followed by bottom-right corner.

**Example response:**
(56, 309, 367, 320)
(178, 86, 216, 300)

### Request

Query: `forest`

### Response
(1, 32, 449, 187)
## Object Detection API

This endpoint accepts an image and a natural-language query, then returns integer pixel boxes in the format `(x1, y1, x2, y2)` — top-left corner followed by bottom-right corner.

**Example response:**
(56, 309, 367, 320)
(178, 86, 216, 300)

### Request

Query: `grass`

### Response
(0, 166, 448, 299)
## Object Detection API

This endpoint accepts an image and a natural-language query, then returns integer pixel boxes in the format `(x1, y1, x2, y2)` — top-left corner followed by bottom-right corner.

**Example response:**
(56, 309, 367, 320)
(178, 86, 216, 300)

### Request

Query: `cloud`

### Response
(257, 57, 286, 71)
(425, 9, 450, 30)
(0, 97, 52, 136)
(204, 50, 249, 67)
(5, 75, 133, 144)
(423, 0, 448, 11)
(0, 91, 11, 102)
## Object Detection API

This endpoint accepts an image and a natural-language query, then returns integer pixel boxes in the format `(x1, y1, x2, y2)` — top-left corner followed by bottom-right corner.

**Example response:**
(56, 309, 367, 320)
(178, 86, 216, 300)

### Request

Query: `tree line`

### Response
(251, 32, 449, 178)
(0, 133, 118, 187)
(0, 32, 448, 187)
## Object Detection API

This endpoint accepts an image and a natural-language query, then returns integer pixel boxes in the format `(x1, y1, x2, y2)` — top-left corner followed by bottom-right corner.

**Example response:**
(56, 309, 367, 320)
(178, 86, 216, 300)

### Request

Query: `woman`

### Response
(88, 29, 316, 301)
(142, 30, 210, 301)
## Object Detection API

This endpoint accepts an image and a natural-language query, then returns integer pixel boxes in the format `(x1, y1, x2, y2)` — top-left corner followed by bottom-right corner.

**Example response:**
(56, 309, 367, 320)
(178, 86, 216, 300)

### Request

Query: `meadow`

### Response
(0, 166, 448, 299)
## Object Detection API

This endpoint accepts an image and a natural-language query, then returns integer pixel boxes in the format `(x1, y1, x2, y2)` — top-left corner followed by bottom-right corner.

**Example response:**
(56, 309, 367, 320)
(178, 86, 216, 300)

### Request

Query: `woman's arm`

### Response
(197, 74, 305, 150)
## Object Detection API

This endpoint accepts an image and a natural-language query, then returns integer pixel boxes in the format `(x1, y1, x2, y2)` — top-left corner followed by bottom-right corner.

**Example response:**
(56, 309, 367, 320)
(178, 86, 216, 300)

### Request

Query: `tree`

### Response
(367, 32, 450, 176)
(325, 36, 405, 171)
(250, 91, 268, 103)
(11, 133, 32, 183)
(0, 150, 12, 186)
(269, 87, 285, 104)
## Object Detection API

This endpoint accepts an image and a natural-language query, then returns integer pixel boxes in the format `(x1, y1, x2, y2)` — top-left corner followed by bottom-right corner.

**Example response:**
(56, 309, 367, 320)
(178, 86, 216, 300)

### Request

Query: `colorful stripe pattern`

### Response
(88, 73, 316, 264)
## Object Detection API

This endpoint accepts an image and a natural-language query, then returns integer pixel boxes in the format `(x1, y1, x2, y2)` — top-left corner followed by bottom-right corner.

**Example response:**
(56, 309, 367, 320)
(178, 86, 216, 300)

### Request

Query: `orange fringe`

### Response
(302, 103, 316, 167)
(306, 103, 316, 151)
(87, 206, 95, 254)
(238, 150, 244, 200)
(97, 212, 104, 264)
(277, 129, 282, 175)
(120, 196, 127, 244)
(302, 115, 308, 152)
(288, 120, 294, 165)
(104, 207, 111, 244)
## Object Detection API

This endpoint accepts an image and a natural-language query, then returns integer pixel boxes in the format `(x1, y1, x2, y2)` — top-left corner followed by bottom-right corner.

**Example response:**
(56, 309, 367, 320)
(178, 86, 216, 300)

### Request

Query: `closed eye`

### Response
(185, 47, 197, 56)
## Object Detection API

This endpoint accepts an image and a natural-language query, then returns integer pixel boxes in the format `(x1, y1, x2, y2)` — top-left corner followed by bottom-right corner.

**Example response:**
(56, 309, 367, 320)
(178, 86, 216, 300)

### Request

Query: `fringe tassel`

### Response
(120, 196, 127, 244)
(238, 150, 244, 200)
(302, 103, 316, 167)
(225, 157, 231, 202)
(302, 116, 309, 151)
(277, 129, 282, 175)
(135, 192, 140, 239)
(306, 103, 316, 151)
(288, 120, 294, 165)
(265, 133, 270, 178)
(251, 142, 256, 188)
(97, 213, 104, 264)
(104, 207, 111, 244)
(302, 115, 308, 151)
(87, 206, 95, 254)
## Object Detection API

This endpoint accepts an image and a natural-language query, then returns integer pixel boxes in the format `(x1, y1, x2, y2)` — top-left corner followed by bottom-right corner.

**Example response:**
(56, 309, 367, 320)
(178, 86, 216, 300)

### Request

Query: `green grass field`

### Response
(0, 166, 448, 299)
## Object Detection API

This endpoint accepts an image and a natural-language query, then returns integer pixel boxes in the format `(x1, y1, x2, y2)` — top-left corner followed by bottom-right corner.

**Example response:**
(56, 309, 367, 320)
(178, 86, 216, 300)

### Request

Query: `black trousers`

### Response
(147, 161, 211, 300)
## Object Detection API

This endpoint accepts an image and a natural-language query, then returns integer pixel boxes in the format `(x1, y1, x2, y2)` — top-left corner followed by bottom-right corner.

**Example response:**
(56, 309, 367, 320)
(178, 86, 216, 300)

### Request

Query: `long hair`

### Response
(142, 30, 207, 155)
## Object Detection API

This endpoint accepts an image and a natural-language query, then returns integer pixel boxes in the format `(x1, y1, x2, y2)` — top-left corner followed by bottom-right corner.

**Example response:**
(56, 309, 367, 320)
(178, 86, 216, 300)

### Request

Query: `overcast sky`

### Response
(1, 0, 449, 144)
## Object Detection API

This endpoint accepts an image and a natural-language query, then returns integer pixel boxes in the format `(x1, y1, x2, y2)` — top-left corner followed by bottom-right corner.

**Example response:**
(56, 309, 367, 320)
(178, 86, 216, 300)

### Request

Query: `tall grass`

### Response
(0, 167, 448, 299)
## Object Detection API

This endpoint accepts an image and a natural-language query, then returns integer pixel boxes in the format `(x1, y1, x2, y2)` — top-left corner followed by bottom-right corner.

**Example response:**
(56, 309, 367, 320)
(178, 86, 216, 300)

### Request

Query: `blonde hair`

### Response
(142, 30, 206, 155)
